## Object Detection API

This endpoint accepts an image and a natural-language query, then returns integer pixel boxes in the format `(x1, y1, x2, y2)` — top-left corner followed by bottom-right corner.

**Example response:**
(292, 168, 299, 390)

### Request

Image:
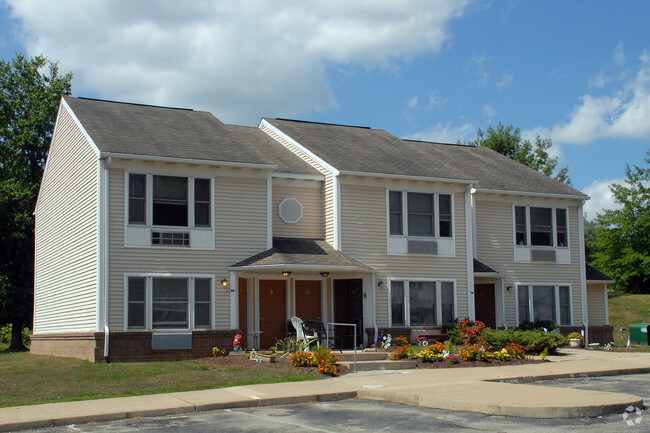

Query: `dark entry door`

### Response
(259, 280, 286, 348)
(474, 284, 496, 329)
(333, 279, 363, 349)
(295, 280, 321, 322)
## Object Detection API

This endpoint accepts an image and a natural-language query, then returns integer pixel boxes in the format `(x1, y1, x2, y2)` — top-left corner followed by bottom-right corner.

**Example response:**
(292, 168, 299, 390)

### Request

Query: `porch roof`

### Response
(473, 259, 499, 276)
(229, 238, 374, 272)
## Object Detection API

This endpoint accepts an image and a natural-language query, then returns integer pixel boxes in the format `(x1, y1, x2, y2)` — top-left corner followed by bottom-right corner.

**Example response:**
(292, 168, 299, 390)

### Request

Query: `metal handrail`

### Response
(326, 322, 357, 373)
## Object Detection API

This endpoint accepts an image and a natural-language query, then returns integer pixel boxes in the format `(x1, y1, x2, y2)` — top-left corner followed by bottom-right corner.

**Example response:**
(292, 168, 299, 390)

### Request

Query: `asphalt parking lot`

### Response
(22, 374, 649, 433)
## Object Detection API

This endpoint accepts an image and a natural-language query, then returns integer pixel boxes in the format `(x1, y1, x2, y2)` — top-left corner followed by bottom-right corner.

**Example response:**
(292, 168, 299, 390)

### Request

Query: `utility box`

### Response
(629, 323, 650, 345)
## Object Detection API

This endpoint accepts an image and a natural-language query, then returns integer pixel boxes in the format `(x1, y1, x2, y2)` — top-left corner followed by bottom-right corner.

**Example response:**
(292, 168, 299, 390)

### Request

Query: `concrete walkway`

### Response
(1, 349, 649, 432)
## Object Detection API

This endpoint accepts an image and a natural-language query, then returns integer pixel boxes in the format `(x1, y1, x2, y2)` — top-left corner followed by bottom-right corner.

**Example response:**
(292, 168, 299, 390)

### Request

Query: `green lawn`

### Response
(0, 351, 320, 408)
(608, 293, 650, 352)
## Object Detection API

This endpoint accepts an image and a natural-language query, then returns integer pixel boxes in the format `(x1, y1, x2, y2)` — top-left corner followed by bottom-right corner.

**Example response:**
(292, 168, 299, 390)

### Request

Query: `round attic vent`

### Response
(279, 197, 303, 224)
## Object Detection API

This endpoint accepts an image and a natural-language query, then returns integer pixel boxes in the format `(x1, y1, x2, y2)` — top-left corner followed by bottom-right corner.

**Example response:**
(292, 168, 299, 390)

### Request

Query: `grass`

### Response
(0, 351, 320, 408)
(607, 293, 650, 352)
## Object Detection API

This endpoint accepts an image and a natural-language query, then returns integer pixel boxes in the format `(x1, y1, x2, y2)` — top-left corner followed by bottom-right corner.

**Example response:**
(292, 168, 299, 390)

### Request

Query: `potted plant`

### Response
(568, 332, 584, 347)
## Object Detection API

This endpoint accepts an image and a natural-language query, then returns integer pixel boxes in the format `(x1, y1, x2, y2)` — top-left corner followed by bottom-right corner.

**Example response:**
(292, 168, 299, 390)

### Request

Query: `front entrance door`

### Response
(259, 280, 286, 348)
(474, 284, 496, 329)
(295, 280, 321, 322)
(333, 279, 363, 349)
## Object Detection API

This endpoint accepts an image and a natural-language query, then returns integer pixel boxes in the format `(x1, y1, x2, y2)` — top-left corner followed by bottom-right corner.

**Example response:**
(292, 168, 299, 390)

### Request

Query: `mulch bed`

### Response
(200, 351, 546, 377)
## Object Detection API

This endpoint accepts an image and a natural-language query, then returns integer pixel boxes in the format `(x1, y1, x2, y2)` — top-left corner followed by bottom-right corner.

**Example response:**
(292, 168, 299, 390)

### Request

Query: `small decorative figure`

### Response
(383, 333, 392, 349)
(375, 331, 386, 348)
(233, 333, 242, 351)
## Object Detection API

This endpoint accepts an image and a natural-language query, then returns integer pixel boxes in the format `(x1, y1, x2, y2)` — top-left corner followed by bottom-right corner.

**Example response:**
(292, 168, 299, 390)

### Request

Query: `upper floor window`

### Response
(128, 173, 211, 229)
(389, 190, 452, 238)
(514, 206, 568, 247)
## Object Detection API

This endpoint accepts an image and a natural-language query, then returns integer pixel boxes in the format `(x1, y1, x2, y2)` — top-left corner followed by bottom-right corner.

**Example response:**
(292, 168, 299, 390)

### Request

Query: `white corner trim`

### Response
(465, 185, 475, 321)
(267, 175, 273, 249)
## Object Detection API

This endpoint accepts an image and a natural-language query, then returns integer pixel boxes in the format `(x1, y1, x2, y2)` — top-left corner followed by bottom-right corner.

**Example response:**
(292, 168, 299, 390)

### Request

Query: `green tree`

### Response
(0, 53, 72, 350)
(465, 122, 571, 184)
(590, 151, 650, 294)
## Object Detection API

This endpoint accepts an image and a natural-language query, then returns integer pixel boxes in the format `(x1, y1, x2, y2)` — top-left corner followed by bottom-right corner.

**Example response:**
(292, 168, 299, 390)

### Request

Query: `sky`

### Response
(1, 0, 648, 219)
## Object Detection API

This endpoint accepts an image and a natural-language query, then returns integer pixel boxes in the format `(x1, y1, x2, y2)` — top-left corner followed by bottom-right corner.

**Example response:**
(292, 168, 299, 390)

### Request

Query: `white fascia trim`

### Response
(272, 172, 325, 181)
(474, 272, 500, 278)
(339, 170, 477, 185)
(586, 279, 615, 284)
(334, 176, 342, 250)
(35, 98, 102, 213)
(227, 264, 372, 273)
(259, 119, 340, 176)
(474, 188, 589, 201)
(101, 152, 278, 170)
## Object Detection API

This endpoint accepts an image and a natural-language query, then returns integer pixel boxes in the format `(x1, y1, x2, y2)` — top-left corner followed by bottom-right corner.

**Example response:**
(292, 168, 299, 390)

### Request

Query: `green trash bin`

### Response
(629, 323, 650, 345)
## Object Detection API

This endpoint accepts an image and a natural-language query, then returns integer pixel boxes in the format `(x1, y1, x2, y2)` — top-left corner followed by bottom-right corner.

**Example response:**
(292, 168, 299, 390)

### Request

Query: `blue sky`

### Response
(1, 1, 649, 218)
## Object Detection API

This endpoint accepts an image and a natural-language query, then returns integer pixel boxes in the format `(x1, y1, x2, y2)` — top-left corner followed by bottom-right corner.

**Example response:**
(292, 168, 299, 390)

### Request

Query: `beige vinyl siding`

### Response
(34, 106, 100, 334)
(474, 197, 583, 327)
(587, 284, 607, 325)
(272, 181, 323, 238)
(340, 182, 469, 327)
(108, 168, 268, 330)
(261, 124, 336, 245)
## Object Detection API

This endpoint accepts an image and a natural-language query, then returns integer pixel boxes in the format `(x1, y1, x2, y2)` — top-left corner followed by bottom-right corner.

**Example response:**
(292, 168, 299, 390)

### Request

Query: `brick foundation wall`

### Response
(31, 330, 238, 362)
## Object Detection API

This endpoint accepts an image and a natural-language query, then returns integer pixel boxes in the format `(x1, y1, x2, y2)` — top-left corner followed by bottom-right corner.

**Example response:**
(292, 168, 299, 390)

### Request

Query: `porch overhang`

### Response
(228, 237, 374, 275)
(473, 259, 500, 278)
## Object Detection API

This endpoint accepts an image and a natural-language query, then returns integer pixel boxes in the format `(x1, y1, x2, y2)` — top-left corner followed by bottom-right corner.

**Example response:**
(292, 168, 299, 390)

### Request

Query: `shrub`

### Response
(394, 336, 410, 346)
(275, 337, 309, 356)
(392, 345, 417, 360)
(567, 332, 583, 341)
(483, 329, 568, 355)
(312, 347, 339, 376)
(503, 342, 525, 359)
(518, 320, 557, 331)
(442, 323, 463, 345)
(0, 325, 31, 346)
(458, 345, 488, 361)
(290, 351, 315, 367)
(212, 347, 227, 357)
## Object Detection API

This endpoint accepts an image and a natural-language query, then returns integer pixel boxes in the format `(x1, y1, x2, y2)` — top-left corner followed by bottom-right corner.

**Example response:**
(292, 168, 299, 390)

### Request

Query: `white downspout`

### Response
(465, 185, 475, 321)
(578, 203, 588, 345)
(371, 273, 378, 343)
(101, 157, 111, 362)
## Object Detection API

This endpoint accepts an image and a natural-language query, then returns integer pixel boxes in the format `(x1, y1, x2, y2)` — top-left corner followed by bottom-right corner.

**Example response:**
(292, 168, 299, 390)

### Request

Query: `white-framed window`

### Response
(514, 205, 568, 247)
(126, 275, 214, 330)
(516, 284, 571, 326)
(389, 279, 456, 327)
(389, 191, 453, 238)
(126, 173, 214, 249)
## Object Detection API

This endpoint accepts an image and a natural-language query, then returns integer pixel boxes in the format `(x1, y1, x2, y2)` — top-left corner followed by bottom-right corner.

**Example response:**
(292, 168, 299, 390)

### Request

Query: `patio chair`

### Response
(291, 316, 318, 349)
(305, 320, 327, 347)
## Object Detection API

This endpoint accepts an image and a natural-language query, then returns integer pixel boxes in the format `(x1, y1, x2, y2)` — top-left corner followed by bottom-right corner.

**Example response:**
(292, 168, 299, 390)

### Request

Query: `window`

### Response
(127, 173, 212, 229)
(410, 281, 436, 325)
(389, 191, 403, 235)
(517, 284, 571, 326)
(408, 193, 435, 237)
(514, 206, 568, 247)
(390, 281, 405, 326)
(389, 190, 453, 238)
(127, 276, 213, 330)
(390, 280, 455, 327)
(128, 174, 146, 224)
(127, 277, 146, 329)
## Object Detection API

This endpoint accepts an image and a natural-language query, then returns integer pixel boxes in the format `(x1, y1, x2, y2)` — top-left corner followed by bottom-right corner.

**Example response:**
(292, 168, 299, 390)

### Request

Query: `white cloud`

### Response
(406, 96, 419, 110)
(6, 0, 470, 124)
(482, 104, 496, 119)
(496, 72, 513, 89)
(405, 122, 475, 144)
(582, 178, 624, 218)
(550, 52, 650, 144)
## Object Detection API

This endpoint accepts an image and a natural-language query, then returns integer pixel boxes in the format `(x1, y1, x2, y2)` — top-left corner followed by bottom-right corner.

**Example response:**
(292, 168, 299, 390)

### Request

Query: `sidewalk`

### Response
(2, 348, 649, 432)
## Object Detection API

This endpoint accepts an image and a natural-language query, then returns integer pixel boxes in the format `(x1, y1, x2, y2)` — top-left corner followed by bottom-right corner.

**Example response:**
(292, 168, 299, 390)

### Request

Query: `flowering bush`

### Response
(394, 336, 410, 346)
(419, 347, 444, 362)
(312, 347, 339, 376)
(212, 347, 226, 357)
(445, 353, 460, 365)
(458, 345, 488, 361)
(567, 332, 584, 341)
(457, 320, 490, 349)
(492, 348, 511, 361)
(290, 351, 315, 367)
(392, 345, 417, 360)
(427, 341, 447, 354)
(503, 342, 525, 359)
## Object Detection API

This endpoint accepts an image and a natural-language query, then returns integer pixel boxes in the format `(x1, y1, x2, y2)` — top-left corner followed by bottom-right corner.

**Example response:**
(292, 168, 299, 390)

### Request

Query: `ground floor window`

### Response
(390, 279, 455, 327)
(127, 275, 214, 330)
(517, 284, 571, 326)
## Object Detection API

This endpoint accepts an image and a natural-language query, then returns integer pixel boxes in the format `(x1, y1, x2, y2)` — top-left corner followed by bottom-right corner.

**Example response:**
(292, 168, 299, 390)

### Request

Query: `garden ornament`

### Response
(233, 333, 242, 351)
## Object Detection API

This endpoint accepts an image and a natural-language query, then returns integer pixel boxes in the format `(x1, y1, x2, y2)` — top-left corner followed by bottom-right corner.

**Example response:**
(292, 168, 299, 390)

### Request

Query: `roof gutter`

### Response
(474, 188, 589, 201)
(100, 152, 278, 171)
(227, 264, 373, 272)
(339, 170, 477, 185)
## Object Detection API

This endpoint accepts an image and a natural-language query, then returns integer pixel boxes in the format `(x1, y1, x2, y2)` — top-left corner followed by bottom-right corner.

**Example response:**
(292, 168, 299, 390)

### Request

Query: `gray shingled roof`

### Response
(474, 259, 498, 274)
(231, 238, 373, 270)
(64, 97, 319, 175)
(586, 264, 614, 282)
(265, 118, 587, 197)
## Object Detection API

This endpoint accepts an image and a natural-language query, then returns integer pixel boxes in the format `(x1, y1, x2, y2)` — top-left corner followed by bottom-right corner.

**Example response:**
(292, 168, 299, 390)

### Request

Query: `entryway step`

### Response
(339, 359, 417, 372)
(336, 351, 390, 362)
